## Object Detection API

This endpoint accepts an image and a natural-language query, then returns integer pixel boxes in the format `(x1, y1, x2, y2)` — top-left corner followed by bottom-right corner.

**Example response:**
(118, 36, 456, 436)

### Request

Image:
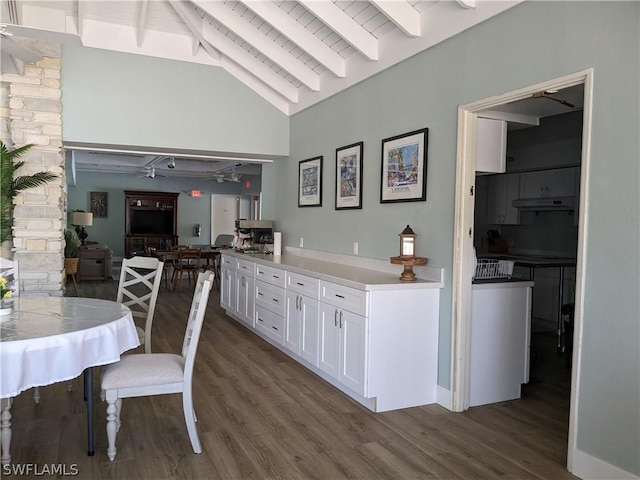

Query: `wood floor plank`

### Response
(3, 278, 578, 479)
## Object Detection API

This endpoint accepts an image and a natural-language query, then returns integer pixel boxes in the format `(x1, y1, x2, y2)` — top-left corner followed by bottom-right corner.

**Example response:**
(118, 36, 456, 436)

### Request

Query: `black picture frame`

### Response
(298, 156, 323, 207)
(335, 142, 363, 210)
(380, 128, 429, 203)
(90, 191, 108, 218)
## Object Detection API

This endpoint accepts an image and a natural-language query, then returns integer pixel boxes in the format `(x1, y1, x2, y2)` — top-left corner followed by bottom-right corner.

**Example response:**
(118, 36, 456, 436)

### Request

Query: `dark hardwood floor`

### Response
(4, 279, 577, 479)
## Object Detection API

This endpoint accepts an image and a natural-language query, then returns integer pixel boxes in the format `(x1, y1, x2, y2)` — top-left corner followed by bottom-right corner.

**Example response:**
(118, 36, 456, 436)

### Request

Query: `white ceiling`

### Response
(2, 1, 536, 179)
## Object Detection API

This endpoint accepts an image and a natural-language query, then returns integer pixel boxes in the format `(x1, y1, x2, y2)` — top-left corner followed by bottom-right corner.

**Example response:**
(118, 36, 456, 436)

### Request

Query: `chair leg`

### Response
(182, 392, 201, 454)
(105, 392, 119, 461)
(33, 387, 40, 404)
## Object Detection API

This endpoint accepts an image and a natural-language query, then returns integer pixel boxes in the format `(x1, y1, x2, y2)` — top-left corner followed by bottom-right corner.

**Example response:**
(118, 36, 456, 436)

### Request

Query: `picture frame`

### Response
(298, 156, 323, 207)
(90, 191, 108, 218)
(335, 142, 363, 210)
(380, 128, 429, 203)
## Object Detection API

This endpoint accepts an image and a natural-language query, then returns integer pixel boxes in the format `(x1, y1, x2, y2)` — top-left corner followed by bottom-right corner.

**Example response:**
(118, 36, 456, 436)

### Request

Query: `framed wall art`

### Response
(380, 128, 429, 203)
(90, 191, 108, 218)
(335, 141, 363, 210)
(298, 156, 323, 207)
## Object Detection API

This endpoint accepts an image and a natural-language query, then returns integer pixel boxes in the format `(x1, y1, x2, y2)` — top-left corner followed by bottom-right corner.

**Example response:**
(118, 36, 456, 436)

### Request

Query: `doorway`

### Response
(451, 70, 593, 472)
(210, 194, 238, 241)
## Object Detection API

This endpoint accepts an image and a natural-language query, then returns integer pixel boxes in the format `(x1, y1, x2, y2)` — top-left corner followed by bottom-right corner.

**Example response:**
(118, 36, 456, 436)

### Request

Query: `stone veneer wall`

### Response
(1, 52, 65, 295)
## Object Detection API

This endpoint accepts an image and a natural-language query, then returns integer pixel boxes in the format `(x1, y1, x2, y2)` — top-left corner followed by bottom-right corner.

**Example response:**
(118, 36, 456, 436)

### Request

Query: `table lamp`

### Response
(72, 212, 93, 246)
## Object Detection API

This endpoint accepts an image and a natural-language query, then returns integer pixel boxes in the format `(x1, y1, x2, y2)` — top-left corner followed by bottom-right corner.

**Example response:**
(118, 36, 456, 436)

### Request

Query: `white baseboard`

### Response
(572, 448, 638, 480)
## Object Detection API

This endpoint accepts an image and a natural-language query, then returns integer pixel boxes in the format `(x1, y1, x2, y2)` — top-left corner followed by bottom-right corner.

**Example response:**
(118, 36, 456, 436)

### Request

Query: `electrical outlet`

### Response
(299, 237, 304, 248)
(353, 242, 359, 255)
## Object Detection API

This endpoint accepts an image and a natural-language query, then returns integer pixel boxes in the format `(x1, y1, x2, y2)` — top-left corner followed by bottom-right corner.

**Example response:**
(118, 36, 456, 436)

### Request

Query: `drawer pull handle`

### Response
(271, 326, 278, 331)
(273, 298, 279, 303)
(297, 282, 304, 286)
(258, 318, 264, 323)
(258, 292, 263, 296)
(335, 294, 345, 299)
(273, 275, 280, 279)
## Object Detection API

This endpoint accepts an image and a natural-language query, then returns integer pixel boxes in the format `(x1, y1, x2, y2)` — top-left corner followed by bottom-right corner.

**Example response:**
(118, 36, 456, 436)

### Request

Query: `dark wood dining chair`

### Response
(171, 248, 201, 292)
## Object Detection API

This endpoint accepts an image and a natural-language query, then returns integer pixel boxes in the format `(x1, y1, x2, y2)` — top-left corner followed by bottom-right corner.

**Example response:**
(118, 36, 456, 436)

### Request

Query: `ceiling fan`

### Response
(531, 90, 576, 109)
(204, 164, 243, 183)
(137, 167, 168, 179)
(0, 22, 81, 74)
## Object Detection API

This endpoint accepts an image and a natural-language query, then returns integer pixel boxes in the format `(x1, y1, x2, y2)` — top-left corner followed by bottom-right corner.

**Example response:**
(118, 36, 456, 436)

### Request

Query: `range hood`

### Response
(512, 196, 576, 211)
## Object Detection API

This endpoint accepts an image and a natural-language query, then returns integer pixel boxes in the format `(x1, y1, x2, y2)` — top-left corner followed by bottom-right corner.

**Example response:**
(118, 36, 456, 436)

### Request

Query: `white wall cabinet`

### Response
(519, 167, 576, 199)
(487, 173, 520, 225)
(235, 259, 255, 327)
(476, 117, 507, 174)
(219, 253, 441, 412)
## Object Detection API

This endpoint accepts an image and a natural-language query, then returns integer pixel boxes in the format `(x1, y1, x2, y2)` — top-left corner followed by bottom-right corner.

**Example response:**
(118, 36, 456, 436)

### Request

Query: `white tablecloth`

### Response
(0, 296, 140, 398)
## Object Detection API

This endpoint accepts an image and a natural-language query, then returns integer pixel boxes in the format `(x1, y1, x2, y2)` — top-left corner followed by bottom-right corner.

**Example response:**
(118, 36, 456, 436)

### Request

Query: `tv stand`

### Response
(124, 191, 179, 257)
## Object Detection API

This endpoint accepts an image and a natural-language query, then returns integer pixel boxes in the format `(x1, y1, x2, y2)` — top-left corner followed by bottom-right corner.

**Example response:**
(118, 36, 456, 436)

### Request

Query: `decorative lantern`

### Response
(390, 224, 427, 282)
(399, 225, 416, 259)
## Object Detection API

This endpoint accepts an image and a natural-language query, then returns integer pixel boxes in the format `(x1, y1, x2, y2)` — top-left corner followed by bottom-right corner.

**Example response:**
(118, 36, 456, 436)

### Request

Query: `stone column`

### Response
(1, 46, 65, 295)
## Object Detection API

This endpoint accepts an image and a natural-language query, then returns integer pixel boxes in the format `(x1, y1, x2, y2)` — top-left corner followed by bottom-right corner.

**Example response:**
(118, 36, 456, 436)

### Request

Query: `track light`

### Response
(168, 158, 175, 169)
(216, 177, 224, 184)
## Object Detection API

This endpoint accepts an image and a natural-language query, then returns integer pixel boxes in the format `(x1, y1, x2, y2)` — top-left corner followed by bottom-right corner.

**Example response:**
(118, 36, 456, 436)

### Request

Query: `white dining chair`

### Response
(117, 256, 164, 354)
(101, 270, 214, 461)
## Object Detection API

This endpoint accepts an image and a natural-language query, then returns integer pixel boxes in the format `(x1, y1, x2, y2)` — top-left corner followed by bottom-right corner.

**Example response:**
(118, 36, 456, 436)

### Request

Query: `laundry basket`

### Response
(474, 259, 515, 280)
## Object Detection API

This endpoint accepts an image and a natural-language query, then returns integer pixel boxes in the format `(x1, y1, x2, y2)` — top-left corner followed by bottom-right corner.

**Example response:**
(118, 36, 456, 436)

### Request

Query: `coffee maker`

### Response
(235, 220, 273, 252)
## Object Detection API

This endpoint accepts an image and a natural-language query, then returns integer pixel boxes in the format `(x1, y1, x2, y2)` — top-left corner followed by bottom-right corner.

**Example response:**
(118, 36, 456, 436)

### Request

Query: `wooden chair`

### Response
(171, 248, 201, 292)
(146, 246, 174, 290)
(101, 271, 214, 461)
(117, 256, 164, 353)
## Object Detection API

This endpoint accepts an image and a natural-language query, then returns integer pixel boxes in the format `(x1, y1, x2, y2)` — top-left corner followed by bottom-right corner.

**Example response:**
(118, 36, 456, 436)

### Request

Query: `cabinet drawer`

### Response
(255, 280, 285, 317)
(286, 271, 319, 299)
(320, 281, 367, 316)
(220, 255, 236, 269)
(255, 305, 284, 344)
(255, 263, 286, 287)
(236, 259, 254, 276)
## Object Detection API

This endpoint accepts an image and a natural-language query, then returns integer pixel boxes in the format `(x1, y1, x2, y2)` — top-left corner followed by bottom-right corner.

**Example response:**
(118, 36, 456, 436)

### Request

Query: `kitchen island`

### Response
(470, 279, 533, 406)
(219, 250, 443, 412)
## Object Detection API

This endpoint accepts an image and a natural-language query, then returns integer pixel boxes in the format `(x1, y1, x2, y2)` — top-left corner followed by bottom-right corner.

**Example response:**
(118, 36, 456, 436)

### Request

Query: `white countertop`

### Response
(222, 251, 443, 291)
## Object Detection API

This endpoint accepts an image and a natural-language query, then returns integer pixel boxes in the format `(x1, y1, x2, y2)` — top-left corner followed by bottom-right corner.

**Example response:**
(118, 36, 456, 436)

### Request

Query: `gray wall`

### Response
(61, 44, 289, 157)
(265, 2, 639, 475)
(67, 171, 257, 258)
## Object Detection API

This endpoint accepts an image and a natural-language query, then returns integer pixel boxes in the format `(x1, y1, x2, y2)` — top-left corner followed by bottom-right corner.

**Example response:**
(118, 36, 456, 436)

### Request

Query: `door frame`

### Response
(450, 69, 593, 472)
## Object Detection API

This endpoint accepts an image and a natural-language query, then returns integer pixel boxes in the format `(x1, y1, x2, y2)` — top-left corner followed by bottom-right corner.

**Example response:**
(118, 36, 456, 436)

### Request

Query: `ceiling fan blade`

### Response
(0, 36, 40, 64)
(1, 24, 82, 45)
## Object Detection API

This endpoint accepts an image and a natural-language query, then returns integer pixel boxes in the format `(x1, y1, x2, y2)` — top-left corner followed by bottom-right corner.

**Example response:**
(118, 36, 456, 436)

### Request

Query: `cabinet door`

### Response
(546, 167, 576, 197)
(220, 266, 236, 313)
(285, 291, 302, 355)
(339, 309, 366, 395)
(487, 174, 519, 225)
(318, 303, 340, 380)
(476, 118, 507, 174)
(236, 274, 254, 327)
(300, 295, 319, 366)
(519, 170, 548, 198)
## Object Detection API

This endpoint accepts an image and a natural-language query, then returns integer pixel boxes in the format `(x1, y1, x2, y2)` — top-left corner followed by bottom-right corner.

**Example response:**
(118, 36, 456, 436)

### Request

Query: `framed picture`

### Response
(335, 142, 363, 210)
(298, 156, 323, 207)
(90, 191, 108, 218)
(380, 128, 429, 203)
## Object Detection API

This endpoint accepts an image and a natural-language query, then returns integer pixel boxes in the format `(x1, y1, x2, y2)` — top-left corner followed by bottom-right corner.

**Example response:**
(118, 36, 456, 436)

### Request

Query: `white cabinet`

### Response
(219, 252, 441, 412)
(235, 259, 254, 327)
(487, 173, 520, 225)
(220, 264, 236, 314)
(519, 167, 576, 199)
(470, 283, 532, 406)
(285, 272, 319, 364)
(476, 117, 507, 174)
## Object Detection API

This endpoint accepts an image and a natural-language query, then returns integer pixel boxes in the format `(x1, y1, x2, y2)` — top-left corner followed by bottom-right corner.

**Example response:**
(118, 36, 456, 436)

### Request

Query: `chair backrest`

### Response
(177, 248, 201, 268)
(117, 256, 164, 353)
(0, 257, 19, 297)
(213, 234, 235, 248)
(181, 271, 214, 386)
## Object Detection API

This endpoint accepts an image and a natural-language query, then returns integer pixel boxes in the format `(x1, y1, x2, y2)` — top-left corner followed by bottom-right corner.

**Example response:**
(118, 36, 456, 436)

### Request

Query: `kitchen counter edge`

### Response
(221, 251, 444, 291)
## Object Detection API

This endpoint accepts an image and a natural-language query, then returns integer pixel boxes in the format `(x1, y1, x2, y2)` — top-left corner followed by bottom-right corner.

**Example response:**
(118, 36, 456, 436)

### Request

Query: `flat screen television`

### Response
(130, 209, 174, 235)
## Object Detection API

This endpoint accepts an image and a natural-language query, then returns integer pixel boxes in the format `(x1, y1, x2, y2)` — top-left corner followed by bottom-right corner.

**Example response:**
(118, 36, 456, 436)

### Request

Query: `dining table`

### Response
(0, 296, 140, 464)
(153, 247, 222, 290)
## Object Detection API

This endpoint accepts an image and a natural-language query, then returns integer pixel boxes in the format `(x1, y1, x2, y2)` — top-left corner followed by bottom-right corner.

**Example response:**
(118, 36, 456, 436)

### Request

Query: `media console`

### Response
(124, 191, 179, 257)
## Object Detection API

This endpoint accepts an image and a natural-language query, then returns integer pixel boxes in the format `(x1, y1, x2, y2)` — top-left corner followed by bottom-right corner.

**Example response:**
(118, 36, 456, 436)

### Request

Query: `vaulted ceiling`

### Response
(2, 0, 522, 180)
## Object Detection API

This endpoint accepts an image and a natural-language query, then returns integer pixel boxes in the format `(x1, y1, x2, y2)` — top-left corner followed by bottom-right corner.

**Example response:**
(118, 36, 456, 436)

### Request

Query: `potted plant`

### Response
(64, 228, 81, 275)
(1, 141, 58, 246)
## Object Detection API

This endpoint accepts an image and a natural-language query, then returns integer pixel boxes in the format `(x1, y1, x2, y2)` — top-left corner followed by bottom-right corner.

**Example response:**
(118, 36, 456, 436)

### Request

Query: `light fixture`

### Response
(71, 211, 93, 246)
(168, 158, 175, 169)
(390, 224, 427, 281)
(216, 177, 224, 184)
